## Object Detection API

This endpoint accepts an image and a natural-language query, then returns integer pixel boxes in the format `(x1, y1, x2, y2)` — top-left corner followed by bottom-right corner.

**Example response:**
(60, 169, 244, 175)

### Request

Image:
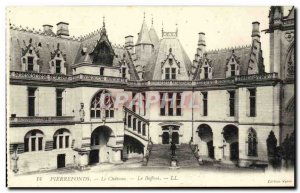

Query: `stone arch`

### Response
(53, 128, 72, 149)
(89, 125, 115, 164)
(284, 40, 295, 78)
(123, 134, 145, 160)
(197, 124, 214, 159)
(222, 124, 239, 161)
(90, 89, 115, 119)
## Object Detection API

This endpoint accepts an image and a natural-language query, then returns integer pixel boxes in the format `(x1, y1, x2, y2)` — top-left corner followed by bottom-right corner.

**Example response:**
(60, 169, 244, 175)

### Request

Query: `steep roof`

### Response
(136, 19, 153, 45)
(149, 24, 160, 48)
(198, 46, 252, 79)
(145, 35, 192, 80)
(9, 26, 81, 75)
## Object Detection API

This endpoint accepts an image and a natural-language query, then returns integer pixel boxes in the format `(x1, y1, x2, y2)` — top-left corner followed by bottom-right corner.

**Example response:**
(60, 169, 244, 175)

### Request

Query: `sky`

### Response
(7, 6, 293, 72)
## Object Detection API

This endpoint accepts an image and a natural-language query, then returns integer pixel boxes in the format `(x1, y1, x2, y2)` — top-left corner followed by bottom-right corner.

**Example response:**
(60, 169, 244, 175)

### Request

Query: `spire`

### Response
(136, 12, 152, 45)
(149, 15, 159, 47)
(102, 16, 106, 34)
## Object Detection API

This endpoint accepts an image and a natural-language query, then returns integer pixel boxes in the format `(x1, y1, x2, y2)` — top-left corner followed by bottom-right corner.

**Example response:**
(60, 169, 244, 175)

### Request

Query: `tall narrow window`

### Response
(204, 67, 209, 79)
(229, 91, 235, 116)
(138, 121, 141, 134)
(28, 88, 36, 116)
(231, 64, 235, 76)
(249, 89, 256, 117)
(132, 93, 136, 113)
(165, 68, 170, 80)
(122, 67, 126, 78)
(160, 93, 166, 116)
(142, 124, 146, 136)
(168, 93, 173, 116)
(128, 115, 132, 128)
(133, 118, 136, 131)
(202, 92, 208, 116)
(56, 60, 61, 74)
(176, 93, 181, 116)
(142, 92, 146, 116)
(171, 68, 176, 80)
(248, 128, 257, 156)
(27, 56, 34, 72)
(56, 89, 63, 116)
(100, 67, 104, 76)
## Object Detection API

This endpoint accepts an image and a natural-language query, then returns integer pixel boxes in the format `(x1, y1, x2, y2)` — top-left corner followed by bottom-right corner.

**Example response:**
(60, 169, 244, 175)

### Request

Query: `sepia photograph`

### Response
(5, 5, 295, 188)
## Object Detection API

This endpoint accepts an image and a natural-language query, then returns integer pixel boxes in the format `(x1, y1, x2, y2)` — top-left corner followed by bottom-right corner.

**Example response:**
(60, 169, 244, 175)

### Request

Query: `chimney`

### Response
(43, 24, 53, 32)
(125, 35, 134, 54)
(197, 32, 206, 57)
(56, 22, 69, 37)
(125, 35, 134, 48)
(251, 22, 260, 42)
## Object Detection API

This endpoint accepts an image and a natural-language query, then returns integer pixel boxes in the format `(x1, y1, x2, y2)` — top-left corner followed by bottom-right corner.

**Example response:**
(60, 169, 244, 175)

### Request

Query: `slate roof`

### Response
(136, 19, 153, 46)
(145, 36, 192, 80)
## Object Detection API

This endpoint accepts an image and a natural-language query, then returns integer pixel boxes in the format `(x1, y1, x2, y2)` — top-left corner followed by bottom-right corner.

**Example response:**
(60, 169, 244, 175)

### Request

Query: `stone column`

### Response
(213, 131, 224, 161)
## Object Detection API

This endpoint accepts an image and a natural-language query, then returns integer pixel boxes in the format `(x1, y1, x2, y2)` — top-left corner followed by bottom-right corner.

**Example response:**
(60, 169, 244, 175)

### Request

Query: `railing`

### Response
(235, 73, 278, 82)
(10, 71, 279, 87)
(124, 107, 149, 141)
(10, 116, 75, 124)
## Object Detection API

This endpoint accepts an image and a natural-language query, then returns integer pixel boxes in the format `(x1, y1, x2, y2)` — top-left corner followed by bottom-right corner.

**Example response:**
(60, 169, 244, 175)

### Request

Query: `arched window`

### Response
(24, 130, 44, 152)
(90, 90, 114, 119)
(53, 129, 71, 149)
(248, 128, 257, 156)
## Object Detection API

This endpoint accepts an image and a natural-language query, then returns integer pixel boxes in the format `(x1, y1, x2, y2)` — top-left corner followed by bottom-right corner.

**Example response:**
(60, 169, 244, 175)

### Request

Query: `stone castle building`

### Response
(8, 6, 295, 173)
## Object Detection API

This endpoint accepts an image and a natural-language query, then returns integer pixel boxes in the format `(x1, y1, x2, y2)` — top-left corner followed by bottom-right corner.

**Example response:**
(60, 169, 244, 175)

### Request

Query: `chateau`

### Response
(8, 6, 295, 173)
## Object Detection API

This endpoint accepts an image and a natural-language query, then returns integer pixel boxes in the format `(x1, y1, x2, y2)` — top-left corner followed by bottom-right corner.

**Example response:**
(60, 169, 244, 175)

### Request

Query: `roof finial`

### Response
(176, 22, 178, 36)
(161, 21, 164, 36)
(103, 16, 105, 27)
(151, 14, 154, 25)
(143, 12, 146, 21)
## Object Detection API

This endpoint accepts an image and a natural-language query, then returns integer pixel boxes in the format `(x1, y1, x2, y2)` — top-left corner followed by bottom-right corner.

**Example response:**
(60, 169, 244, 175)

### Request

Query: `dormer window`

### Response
(231, 64, 236, 76)
(165, 67, 176, 80)
(226, 54, 240, 78)
(55, 60, 61, 74)
(21, 44, 40, 73)
(27, 57, 34, 72)
(121, 67, 126, 78)
(204, 67, 209, 79)
(199, 57, 213, 80)
(49, 44, 66, 75)
(100, 67, 104, 76)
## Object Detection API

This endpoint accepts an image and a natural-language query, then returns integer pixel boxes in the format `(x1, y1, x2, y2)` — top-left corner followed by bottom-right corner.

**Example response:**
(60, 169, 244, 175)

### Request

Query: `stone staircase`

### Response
(146, 144, 200, 167)
(147, 144, 171, 167)
(176, 144, 200, 167)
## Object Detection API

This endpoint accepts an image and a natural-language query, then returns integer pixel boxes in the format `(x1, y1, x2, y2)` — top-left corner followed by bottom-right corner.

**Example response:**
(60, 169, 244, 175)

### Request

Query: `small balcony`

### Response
(9, 116, 76, 126)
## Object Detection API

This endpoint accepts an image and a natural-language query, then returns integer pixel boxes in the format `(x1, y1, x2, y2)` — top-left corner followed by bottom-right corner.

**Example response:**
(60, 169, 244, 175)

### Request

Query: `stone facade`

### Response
(8, 6, 295, 173)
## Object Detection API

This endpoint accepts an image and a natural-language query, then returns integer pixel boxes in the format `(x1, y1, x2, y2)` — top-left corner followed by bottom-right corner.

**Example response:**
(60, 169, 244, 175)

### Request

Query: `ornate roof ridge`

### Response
(206, 44, 251, 53)
(80, 28, 102, 41)
(9, 23, 82, 41)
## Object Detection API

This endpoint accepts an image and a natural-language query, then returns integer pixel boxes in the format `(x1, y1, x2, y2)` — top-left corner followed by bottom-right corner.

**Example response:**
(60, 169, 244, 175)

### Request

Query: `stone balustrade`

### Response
(10, 71, 278, 87)
(10, 116, 75, 125)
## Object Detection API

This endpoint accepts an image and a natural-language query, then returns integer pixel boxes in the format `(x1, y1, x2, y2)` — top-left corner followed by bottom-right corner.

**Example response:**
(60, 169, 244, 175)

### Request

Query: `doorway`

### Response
(171, 132, 179, 144)
(162, 132, 169, 144)
(57, 154, 66, 168)
(230, 142, 239, 161)
(207, 141, 215, 159)
(89, 149, 99, 165)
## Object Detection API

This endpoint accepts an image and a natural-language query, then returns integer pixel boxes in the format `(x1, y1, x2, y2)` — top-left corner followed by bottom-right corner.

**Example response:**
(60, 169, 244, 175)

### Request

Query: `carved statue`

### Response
(79, 102, 85, 122)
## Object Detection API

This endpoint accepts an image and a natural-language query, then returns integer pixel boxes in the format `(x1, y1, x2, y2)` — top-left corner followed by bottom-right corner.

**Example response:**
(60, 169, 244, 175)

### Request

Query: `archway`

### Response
(89, 126, 114, 165)
(197, 124, 214, 159)
(123, 135, 145, 161)
(223, 125, 239, 161)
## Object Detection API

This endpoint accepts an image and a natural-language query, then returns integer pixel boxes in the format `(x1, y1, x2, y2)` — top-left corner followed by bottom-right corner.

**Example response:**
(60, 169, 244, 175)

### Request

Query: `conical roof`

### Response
(136, 19, 153, 45)
(149, 23, 160, 47)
